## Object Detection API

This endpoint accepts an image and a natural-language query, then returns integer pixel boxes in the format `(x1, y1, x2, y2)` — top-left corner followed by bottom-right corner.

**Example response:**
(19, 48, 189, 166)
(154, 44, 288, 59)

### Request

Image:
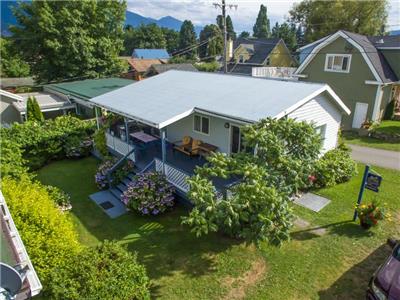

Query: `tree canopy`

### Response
(271, 22, 298, 52)
(216, 15, 236, 40)
(182, 118, 322, 245)
(239, 31, 251, 38)
(0, 37, 30, 77)
(178, 20, 197, 59)
(11, 0, 126, 82)
(253, 4, 271, 38)
(289, 0, 389, 42)
(199, 24, 223, 61)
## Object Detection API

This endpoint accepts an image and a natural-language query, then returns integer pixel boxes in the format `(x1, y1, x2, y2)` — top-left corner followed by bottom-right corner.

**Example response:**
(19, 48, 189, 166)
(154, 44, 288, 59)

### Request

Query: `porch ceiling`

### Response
(90, 70, 347, 128)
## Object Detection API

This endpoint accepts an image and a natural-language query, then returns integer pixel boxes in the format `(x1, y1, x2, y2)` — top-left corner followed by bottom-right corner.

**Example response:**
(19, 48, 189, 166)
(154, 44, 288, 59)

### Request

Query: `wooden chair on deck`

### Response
(173, 136, 192, 156)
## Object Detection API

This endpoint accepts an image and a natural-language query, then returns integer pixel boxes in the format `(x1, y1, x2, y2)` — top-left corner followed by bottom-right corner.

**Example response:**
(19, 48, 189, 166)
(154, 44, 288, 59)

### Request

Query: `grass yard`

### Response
(341, 131, 400, 152)
(375, 120, 400, 135)
(37, 157, 400, 300)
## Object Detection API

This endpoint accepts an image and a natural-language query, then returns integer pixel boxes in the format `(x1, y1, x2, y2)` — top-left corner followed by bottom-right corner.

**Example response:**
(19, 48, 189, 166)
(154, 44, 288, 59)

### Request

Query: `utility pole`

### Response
(213, 0, 237, 73)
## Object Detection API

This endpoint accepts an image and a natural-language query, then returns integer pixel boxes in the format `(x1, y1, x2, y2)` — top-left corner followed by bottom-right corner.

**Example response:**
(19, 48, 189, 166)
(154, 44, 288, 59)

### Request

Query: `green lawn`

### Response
(37, 157, 400, 300)
(341, 131, 400, 152)
(375, 120, 400, 135)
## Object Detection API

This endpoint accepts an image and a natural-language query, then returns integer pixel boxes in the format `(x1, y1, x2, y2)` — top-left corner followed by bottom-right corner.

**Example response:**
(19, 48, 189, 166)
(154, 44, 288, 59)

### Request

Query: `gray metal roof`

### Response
(90, 70, 347, 128)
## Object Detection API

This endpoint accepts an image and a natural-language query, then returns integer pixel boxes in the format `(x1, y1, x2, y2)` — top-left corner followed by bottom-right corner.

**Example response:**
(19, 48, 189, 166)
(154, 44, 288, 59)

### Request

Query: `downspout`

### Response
(161, 128, 166, 175)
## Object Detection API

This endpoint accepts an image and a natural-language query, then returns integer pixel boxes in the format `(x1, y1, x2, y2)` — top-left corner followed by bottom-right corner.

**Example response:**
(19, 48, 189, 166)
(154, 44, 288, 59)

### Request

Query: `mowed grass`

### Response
(341, 131, 400, 152)
(376, 120, 400, 135)
(37, 158, 400, 300)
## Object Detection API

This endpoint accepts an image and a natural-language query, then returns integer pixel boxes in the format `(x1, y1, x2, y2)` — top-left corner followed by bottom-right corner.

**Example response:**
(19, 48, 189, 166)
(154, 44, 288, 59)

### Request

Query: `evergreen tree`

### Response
(178, 20, 197, 59)
(239, 31, 250, 38)
(199, 24, 223, 61)
(253, 4, 271, 38)
(26, 96, 44, 122)
(162, 28, 179, 53)
(271, 22, 298, 52)
(216, 15, 236, 40)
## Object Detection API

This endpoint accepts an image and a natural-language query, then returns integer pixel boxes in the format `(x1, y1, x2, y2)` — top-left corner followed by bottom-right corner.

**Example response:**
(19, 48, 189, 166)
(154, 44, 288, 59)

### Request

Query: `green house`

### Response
(295, 30, 399, 129)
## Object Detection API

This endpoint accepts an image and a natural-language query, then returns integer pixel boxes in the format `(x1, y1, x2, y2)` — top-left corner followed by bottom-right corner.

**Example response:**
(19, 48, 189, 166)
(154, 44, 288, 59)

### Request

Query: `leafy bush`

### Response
(93, 128, 109, 157)
(1, 115, 95, 170)
(47, 241, 150, 300)
(95, 158, 134, 189)
(45, 185, 72, 211)
(313, 148, 357, 188)
(0, 138, 28, 179)
(195, 61, 220, 72)
(122, 172, 175, 215)
(2, 176, 81, 287)
(64, 135, 93, 158)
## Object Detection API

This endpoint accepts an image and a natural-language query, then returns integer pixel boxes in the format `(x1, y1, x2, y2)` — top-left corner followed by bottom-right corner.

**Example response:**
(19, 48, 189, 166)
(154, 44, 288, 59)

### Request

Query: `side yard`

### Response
(37, 157, 400, 300)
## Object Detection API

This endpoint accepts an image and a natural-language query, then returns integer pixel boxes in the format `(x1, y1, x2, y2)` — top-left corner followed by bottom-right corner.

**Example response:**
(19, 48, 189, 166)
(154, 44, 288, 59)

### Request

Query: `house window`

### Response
(315, 124, 327, 141)
(193, 115, 210, 135)
(324, 54, 351, 73)
(239, 55, 244, 63)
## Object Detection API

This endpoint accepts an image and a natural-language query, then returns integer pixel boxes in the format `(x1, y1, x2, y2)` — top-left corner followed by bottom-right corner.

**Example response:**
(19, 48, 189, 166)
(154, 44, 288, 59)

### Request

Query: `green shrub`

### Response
(48, 241, 150, 300)
(45, 185, 72, 210)
(195, 61, 220, 72)
(0, 138, 28, 179)
(2, 176, 81, 287)
(313, 148, 357, 188)
(93, 128, 109, 157)
(27, 96, 44, 122)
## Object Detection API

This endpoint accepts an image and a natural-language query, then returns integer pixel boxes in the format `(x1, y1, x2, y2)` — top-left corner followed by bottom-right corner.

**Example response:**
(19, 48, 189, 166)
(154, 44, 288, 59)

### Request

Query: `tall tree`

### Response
(178, 20, 197, 59)
(216, 15, 236, 40)
(26, 96, 44, 122)
(11, 0, 126, 83)
(271, 22, 298, 52)
(253, 4, 271, 38)
(0, 37, 30, 77)
(289, 0, 389, 42)
(162, 28, 179, 53)
(130, 24, 166, 49)
(199, 24, 223, 61)
(239, 31, 250, 38)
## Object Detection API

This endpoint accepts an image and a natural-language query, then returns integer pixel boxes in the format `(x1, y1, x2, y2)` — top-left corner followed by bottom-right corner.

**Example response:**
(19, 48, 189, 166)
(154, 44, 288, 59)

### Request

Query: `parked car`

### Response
(367, 239, 400, 300)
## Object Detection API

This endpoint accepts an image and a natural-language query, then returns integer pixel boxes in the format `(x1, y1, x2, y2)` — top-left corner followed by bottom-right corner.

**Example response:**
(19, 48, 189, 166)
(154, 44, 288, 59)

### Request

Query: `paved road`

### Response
(348, 144, 400, 170)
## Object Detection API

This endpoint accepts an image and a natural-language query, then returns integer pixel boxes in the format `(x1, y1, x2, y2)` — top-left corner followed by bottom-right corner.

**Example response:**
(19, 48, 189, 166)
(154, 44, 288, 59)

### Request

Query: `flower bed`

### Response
(122, 172, 175, 216)
(355, 201, 385, 229)
(95, 159, 134, 189)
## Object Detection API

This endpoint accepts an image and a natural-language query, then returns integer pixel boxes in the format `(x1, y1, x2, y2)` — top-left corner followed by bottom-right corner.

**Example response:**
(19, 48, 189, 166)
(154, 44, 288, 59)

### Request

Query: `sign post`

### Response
(353, 165, 383, 221)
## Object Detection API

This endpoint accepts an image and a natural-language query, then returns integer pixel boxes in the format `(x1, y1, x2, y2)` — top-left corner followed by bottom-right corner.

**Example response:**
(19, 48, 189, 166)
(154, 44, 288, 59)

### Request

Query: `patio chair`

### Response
(191, 139, 203, 156)
(173, 136, 192, 156)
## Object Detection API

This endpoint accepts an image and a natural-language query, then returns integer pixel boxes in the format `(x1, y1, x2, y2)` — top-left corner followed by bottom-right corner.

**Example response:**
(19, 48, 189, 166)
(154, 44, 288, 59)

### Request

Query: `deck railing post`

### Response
(161, 129, 166, 175)
(124, 117, 130, 153)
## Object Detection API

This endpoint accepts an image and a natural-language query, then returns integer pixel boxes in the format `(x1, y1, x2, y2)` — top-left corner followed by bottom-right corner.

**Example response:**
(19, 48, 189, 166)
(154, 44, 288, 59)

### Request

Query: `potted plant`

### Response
(359, 120, 372, 137)
(355, 200, 385, 229)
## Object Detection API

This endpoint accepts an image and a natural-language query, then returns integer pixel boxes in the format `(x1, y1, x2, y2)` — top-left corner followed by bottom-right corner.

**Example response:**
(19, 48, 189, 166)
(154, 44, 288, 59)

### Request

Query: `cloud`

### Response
(127, 0, 400, 32)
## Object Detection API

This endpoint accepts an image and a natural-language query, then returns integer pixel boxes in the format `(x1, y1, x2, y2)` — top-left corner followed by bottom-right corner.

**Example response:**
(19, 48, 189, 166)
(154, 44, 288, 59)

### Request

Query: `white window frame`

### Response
(324, 54, 352, 73)
(193, 114, 210, 136)
(315, 124, 327, 141)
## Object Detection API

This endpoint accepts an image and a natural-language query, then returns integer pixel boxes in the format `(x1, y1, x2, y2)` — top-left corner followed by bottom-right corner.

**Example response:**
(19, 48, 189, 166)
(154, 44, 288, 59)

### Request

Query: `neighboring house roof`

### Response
(231, 37, 282, 64)
(90, 70, 350, 129)
(45, 78, 134, 101)
(132, 49, 170, 59)
(368, 35, 400, 49)
(127, 58, 165, 73)
(0, 89, 23, 101)
(296, 30, 398, 83)
(227, 64, 254, 75)
(13, 92, 75, 113)
(0, 77, 35, 88)
(149, 63, 198, 74)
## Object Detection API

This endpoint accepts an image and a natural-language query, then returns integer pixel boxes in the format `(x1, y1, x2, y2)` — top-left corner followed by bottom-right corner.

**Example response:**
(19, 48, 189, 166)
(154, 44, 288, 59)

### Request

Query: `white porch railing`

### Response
(106, 132, 135, 161)
(155, 158, 190, 193)
(252, 67, 297, 79)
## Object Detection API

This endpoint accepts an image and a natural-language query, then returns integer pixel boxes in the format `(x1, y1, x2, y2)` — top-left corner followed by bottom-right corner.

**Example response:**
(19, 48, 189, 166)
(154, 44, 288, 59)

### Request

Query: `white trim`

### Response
(274, 85, 351, 119)
(193, 108, 252, 125)
(372, 85, 384, 121)
(365, 80, 383, 85)
(0, 89, 23, 101)
(193, 114, 210, 136)
(324, 54, 352, 73)
(376, 47, 400, 50)
(158, 109, 194, 129)
(295, 31, 382, 83)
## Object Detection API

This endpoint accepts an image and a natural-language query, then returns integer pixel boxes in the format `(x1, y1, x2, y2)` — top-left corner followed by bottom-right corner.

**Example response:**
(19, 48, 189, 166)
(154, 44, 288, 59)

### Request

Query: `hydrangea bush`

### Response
(95, 159, 134, 189)
(122, 172, 175, 216)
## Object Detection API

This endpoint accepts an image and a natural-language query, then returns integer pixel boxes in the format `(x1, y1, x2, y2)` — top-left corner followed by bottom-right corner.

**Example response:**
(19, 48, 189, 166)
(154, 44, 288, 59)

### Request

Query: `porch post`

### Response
(95, 107, 100, 130)
(124, 117, 130, 152)
(161, 128, 166, 175)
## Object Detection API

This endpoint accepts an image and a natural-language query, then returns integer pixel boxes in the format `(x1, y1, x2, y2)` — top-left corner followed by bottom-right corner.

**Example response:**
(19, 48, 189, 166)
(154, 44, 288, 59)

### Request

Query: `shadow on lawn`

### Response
(291, 220, 374, 241)
(318, 243, 392, 299)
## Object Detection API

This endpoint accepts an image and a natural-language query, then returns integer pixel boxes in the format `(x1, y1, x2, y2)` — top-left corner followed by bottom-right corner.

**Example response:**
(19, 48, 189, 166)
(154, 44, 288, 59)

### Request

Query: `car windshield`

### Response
(394, 245, 400, 261)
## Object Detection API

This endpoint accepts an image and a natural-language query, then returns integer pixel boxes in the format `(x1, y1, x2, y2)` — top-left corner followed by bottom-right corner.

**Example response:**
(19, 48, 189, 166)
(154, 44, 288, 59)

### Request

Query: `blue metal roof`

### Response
(132, 49, 170, 59)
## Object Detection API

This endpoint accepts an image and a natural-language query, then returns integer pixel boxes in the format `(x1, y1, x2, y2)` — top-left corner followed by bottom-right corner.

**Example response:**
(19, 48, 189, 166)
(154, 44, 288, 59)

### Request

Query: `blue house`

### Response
(132, 49, 170, 60)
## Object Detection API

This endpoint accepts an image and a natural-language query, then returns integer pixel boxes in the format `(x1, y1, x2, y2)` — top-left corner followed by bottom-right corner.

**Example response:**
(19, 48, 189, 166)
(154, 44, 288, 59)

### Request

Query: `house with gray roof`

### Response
(295, 30, 400, 129)
(145, 63, 197, 77)
(89, 70, 349, 200)
(226, 38, 296, 75)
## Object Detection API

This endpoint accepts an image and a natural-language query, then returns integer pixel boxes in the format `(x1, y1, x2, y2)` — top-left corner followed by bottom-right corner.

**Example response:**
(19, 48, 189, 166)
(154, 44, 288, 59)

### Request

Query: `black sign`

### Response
(365, 173, 382, 192)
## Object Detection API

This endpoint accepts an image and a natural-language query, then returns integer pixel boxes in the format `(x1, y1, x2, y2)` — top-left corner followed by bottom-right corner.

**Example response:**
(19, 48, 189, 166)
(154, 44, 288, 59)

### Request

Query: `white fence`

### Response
(252, 67, 297, 79)
(105, 132, 135, 161)
(155, 158, 190, 193)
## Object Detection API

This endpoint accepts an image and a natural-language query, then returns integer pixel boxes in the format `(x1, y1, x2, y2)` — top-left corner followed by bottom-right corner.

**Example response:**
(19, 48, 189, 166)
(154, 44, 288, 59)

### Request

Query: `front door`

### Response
(230, 125, 241, 154)
(352, 102, 369, 128)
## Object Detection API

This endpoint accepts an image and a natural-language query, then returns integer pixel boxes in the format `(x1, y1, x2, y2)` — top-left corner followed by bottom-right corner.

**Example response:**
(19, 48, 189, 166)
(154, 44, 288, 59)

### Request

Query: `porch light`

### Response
(224, 122, 230, 129)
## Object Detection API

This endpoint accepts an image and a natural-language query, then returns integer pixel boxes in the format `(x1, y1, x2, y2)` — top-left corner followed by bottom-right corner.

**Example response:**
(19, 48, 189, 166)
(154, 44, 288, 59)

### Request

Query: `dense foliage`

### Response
(11, 0, 126, 82)
(47, 241, 150, 300)
(217, 15, 236, 40)
(45, 185, 72, 211)
(95, 158, 134, 189)
(183, 118, 322, 245)
(313, 148, 357, 188)
(0, 37, 30, 77)
(123, 24, 166, 56)
(122, 172, 175, 216)
(271, 22, 298, 53)
(93, 128, 109, 157)
(26, 96, 44, 122)
(2, 177, 81, 287)
(289, 0, 388, 42)
(195, 61, 220, 72)
(178, 20, 197, 59)
(1, 116, 95, 170)
(199, 24, 223, 61)
(253, 4, 271, 38)
(0, 138, 28, 179)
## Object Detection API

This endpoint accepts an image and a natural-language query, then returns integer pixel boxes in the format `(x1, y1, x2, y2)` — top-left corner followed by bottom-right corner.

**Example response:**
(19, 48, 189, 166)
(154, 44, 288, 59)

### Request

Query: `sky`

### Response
(127, 0, 400, 33)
